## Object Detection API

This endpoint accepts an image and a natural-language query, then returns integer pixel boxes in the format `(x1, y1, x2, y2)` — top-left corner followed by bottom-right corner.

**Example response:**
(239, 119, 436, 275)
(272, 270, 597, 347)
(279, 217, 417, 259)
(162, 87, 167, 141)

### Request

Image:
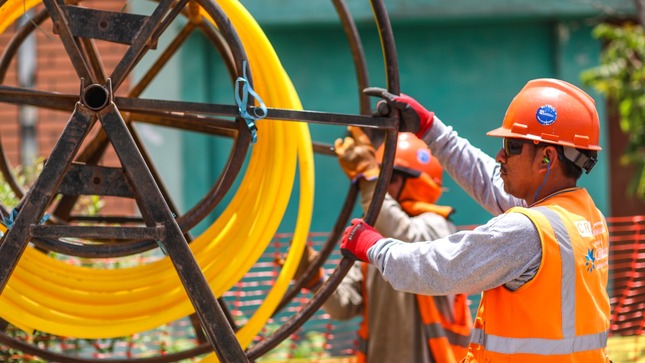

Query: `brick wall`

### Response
(0, 1, 138, 216)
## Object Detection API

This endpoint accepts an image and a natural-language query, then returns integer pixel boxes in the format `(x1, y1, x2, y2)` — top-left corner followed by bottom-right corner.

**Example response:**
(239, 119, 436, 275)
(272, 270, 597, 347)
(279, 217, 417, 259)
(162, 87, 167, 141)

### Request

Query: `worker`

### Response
(340, 78, 611, 362)
(297, 128, 472, 363)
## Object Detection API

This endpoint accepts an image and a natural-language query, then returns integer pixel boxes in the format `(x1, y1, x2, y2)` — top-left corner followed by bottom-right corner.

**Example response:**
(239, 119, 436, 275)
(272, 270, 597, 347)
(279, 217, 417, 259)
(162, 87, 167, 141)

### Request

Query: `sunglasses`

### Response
(502, 138, 531, 156)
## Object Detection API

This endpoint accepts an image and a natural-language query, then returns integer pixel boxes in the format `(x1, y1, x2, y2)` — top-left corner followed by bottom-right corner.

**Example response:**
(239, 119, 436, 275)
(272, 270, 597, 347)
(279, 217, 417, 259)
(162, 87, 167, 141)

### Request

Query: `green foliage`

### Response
(581, 22, 645, 199)
(0, 159, 43, 210)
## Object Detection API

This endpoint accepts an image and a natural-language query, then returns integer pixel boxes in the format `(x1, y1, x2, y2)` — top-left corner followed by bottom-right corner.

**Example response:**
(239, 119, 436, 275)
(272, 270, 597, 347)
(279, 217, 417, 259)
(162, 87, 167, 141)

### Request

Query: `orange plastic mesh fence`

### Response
(2, 217, 644, 361)
(606, 215, 644, 337)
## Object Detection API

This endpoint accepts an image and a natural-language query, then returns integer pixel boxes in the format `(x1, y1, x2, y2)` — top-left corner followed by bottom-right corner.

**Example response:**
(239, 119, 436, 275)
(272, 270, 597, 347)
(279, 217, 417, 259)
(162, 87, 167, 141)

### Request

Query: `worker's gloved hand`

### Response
(334, 126, 380, 182)
(364, 87, 435, 138)
(274, 245, 323, 290)
(340, 218, 384, 262)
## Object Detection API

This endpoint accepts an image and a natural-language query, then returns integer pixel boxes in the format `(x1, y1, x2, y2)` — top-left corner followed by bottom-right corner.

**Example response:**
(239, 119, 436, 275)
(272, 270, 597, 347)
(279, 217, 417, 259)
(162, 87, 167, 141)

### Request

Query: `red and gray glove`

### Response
(340, 218, 384, 262)
(364, 87, 435, 138)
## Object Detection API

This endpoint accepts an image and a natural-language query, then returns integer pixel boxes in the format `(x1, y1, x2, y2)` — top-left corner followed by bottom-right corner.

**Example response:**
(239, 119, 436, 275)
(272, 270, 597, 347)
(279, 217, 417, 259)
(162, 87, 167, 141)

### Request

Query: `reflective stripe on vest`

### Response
(424, 321, 471, 348)
(473, 206, 608, 355)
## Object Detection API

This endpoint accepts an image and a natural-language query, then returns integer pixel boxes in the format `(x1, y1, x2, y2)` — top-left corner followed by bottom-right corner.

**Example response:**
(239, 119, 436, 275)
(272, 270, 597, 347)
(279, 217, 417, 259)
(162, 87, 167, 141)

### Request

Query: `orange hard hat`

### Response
(376, 132, 443, 204)
(487, 78, 601, 151)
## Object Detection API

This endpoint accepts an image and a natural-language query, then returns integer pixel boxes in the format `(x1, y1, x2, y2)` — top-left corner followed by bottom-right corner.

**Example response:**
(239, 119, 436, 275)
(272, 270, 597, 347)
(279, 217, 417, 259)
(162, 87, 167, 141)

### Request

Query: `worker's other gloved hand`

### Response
(364, 87, 435, 138)
(274, 245, 323, 290)
(334, 126, 380, 182)
(340, 218, 384, 262)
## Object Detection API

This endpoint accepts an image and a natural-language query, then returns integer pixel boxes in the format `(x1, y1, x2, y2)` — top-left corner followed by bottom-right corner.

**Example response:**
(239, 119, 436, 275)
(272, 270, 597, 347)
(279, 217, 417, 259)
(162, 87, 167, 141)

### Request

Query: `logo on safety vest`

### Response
(536, 105, 557, 125)
(585, 248, 596, 272)
(575, 221, 593, 237)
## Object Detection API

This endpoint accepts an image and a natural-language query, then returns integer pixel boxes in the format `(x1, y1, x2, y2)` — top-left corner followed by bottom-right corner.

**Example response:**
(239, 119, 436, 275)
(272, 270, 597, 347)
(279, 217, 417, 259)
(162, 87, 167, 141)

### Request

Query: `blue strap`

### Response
(234, 61, 267, 144)
(533, 162, 552, 203)
(3, 208, 18, 228)
(2, 208, 50, 229)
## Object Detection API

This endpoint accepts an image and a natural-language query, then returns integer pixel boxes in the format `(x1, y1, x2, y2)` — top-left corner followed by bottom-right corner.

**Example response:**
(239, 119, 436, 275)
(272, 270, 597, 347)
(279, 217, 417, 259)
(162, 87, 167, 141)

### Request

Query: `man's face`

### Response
(496, 138, 541, 201)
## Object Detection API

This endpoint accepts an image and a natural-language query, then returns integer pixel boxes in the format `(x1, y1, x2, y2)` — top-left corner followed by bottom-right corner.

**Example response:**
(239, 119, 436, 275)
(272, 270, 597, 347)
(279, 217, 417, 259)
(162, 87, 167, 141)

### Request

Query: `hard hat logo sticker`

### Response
(417, 149, 430, 164)
(536, 105, 557, 125)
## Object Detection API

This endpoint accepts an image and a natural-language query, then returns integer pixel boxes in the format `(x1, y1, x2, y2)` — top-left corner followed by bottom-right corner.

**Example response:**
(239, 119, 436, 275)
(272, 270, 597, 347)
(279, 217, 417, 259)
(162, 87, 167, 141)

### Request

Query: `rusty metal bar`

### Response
(31, 225, 164, 240)
(116, 96, 398, 129)
(332, 0, 371, 115)
(274, 185, 359, 314)
(246, 0, 401, 357)
(0, 9, 49, 199)
(29, 236, 155, 258)
(128, 111, 238, 136)
(197, 22, 237, 84)
(43, 0, 95, 83)
(0, 8, 48, 82)
(58, 163, 135, 198)
(0, 330, 212, 363)
(0, 85, 397, 130)
(129, 21, 196, 98)
(0, 104, 96, 294)
(0, 85, 77, 110)
(52, 20, 197, 223)
(97, 103, 248, 362)
(79, 37, 107, 86)
(109, 0, 187, 90)
(0, 0, 407, 360)
(64, 5, 148, 45)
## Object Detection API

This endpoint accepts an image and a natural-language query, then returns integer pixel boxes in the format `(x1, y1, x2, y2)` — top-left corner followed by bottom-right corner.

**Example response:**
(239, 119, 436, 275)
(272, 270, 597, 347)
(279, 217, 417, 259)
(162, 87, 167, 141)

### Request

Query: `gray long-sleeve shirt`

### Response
(367, 117, 543, 295)
(322, 180, 459, 363)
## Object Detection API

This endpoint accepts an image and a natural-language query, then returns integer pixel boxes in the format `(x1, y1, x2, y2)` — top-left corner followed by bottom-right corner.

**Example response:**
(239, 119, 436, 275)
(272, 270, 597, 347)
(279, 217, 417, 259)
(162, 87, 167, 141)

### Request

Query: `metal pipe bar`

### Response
(128, 21, 197, 98)
(0, 330, 212, 363)
(0, 9, 49, 199)
(29, 236, 163, 258)
(0, 105, 97, 294)
(127, 108, 238, 132)
(116, 96, 398, 129)
(98, 104, 248, 362)
(273, 185, 359, 314)
(196, 20, 237, 84)
(0, 85, 77, 110)
(125, 121, 189, 242)
(0, 85, 397, 131)
(246, 0, 401, 357)
(0, 8, 48, 83)
(53, 21, 196, 224)
(109, 0, 187, 90)
(43, 0, 94, 83)
(79, 37, 107, 85)
(31, 225, 164, 240)
(332, 0, 371, 115)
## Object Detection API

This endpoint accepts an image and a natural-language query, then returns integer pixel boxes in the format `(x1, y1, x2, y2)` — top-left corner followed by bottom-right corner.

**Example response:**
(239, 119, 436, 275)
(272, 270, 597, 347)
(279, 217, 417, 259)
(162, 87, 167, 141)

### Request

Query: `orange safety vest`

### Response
(357, 263, 472, 363)
(463, 188, 610, 362)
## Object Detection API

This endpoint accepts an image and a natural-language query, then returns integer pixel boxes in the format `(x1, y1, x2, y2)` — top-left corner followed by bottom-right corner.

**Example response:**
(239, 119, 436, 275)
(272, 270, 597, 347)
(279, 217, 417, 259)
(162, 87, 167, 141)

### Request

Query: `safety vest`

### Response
(463, 188, 610, 362)
(357, 263, 472, 363)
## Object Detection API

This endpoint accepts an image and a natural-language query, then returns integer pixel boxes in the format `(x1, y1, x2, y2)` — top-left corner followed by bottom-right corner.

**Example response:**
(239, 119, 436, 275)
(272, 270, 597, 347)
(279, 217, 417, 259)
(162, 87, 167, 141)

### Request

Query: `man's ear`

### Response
(539, 147, 557, 171)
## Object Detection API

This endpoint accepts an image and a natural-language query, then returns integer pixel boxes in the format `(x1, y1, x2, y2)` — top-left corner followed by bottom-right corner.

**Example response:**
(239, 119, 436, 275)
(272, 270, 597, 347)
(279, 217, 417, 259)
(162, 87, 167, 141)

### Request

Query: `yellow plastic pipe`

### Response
(0, 1, 314, 355)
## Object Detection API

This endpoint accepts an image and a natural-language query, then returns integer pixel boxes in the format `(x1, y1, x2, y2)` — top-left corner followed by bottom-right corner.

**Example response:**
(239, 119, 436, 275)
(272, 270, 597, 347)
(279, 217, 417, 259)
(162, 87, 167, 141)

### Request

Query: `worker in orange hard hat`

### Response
(340, 78, 611, 362)
(295, 128, 472, 363)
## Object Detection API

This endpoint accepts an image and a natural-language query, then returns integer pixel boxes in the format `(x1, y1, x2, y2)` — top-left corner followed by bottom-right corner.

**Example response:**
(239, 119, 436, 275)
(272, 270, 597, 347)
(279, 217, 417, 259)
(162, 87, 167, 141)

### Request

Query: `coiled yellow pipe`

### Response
(0, 2, 314, 360)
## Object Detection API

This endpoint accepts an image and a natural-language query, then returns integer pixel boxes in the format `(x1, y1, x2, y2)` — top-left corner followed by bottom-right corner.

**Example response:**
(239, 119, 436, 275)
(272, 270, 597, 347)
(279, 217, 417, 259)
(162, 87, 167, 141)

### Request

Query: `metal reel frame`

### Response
(0, 0, 405, 361)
